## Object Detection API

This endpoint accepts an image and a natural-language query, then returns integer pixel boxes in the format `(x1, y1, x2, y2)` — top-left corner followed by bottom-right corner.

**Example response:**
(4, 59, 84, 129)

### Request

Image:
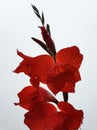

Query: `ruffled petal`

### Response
(58, 101, 75, 113)
(44, 112, 68, 130)
(46, 64, 81, 94)
(58, 102, 84, 130)
(24, 102, 57, 130)
(45, 102, 83, 130)
(56, 46, 83, 69)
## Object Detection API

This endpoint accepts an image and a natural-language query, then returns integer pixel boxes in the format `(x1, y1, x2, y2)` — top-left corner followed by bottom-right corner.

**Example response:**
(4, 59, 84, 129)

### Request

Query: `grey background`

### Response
(0, 0, 97, 129)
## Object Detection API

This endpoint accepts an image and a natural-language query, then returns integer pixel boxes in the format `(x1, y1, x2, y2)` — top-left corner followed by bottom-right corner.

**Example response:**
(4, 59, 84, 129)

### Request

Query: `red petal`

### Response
(56, 46, 83, 69)
(17, 50, 31, 59)
(32, 55, 54, 83)
(39, 87, 58, 104)
(46, 64, 81, 94)
(62, 82, 75, 93)
(44, 112, 68, 130)
(14, 86, 57, 110)
(58, 102, 75, 113)
(14, 51, 34, 74)
(14, 86, 38, 110)
(45, 110, 83, 130)
(44, 103, 83, 130)
(58, 102, 84, 130)
(24, 102, 57, 130)
(14, 51, 54, 86)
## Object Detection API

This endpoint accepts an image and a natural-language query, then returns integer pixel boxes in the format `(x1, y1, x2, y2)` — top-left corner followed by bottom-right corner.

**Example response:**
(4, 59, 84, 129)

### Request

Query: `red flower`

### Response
(14, 85, 57, 110)
(24, 102, 57, 130)
(14, 5, 84, 130)
(44, 102, 84, 130)
(14, 46, 83, 94)
(46, 46, 83, 94)
(24, 101, 83, 130)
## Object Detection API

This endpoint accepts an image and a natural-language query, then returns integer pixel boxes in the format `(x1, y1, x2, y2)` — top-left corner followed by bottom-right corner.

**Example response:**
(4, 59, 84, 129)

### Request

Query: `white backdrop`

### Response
(0, 0, 97, 129)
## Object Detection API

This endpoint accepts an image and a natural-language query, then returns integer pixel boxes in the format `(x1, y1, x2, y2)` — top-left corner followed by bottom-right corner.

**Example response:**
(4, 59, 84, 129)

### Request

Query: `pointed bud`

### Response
(39, 26, 56, 58)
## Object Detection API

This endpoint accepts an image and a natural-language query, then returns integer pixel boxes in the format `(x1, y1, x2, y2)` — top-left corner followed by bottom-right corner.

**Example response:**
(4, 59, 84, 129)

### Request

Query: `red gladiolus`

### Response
(14, 45, 83, 94)
(14, 86, 58, 110)
(14, 5, 84, 130)
(24, 101, 83, 130)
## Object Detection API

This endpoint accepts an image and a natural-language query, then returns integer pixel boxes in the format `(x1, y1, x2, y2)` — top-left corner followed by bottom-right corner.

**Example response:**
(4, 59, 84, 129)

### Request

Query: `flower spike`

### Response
(14, 4, 84, 130)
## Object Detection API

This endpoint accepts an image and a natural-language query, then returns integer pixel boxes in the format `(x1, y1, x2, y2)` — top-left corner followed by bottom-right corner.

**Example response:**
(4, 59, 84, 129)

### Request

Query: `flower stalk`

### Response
(63, 92, 68, 102)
